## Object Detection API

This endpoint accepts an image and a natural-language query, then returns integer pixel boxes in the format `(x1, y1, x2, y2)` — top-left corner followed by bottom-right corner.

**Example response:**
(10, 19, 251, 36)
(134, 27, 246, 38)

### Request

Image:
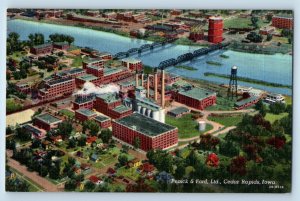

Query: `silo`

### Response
(198, 120, 206, 131)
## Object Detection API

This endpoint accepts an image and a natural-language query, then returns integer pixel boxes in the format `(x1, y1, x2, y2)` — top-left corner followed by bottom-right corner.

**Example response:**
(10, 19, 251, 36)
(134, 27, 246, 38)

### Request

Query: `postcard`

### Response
(5, 9, 293, 193)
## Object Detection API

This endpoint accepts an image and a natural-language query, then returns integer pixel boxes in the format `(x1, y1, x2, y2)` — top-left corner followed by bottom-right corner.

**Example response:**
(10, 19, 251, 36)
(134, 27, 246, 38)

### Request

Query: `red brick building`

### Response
(173, 87, 217, 110)
(82, 58, 104, 69)
(112, 113, 178, 151)
(93, 115, 111, 128)
(208, 16, 223, 44)
(53, 42, 70, 50)
(272, 16, 293, 30)
(30, 43, 53, 55)
(72, 94, 95, 110)
(38, 77, 75, 100)
(16, 83, 31, 94)
(33, 113, 62, 131)
(121, 58, 143, 71)
(75, 108, 97, 122)
(94, 93, 132, 119)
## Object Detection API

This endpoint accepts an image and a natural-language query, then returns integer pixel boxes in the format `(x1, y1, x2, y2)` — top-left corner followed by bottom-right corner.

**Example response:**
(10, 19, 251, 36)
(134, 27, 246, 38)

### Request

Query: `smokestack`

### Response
(135, 70, 139, 87)
(141, 70, 144, 87)
(161, 68, 165, 108)
(154, 68, 158, 101)
(147, 74, 150, 98)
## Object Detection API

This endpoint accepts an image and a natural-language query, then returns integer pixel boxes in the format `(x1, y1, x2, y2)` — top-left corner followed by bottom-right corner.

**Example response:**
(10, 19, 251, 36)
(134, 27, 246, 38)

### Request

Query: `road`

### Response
(6, 150, 60, 192)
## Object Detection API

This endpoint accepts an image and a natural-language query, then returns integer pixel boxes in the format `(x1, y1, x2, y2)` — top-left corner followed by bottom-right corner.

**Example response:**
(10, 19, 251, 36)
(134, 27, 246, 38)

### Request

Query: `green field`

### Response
(207, 115, 243, 127)
(166, 114, 213, 139)
(265, 112, 289, 124)
(224, 17, 269, 29)
(205, 97, 236, 111)
(71, 55, 83, 67)
(59, 109, 75, 118)
(116, 167, 140, 181)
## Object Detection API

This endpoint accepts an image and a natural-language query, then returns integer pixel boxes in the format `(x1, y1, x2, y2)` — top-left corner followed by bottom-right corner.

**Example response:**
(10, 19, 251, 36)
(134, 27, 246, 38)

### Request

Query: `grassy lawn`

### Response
(224, 17, 269, 29)
(265, 112, 289, 124)
(166, 114, 213, 139)
(116, 167, 140, 181)
(8, 51, 27, 61)
(284, 96, 292, 105)
(207, 115, 243, 127)
(6, 98, 23, 113)
(59, 109, 75, 118)
(70, 55, 83, 67)
(205, 97, 236, 111)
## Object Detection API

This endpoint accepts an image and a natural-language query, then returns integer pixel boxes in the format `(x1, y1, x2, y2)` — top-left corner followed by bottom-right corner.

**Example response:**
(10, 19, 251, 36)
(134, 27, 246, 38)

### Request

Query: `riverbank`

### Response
(204, 72, 292, 89)
(11, 17, 291, 55)
(174, 65, 197, 71)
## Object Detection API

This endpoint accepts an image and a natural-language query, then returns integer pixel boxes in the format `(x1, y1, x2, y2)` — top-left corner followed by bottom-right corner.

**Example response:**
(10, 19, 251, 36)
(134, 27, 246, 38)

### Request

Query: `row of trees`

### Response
(49, 33, 74, 45)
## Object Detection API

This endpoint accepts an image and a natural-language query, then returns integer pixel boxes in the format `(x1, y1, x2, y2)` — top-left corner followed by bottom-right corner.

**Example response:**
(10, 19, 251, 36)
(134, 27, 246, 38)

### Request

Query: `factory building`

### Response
(172, 87, 217, 110)
(38, 77, 76, 100)
(72, 94, 95, 110)
(121, 58, 143, 71)
(94, 93, 132, 119)
(93, 115, 111, 128)
(55, 68, 85, 79)
(272, 15, 293, 30)
(82, 58, 104, 69)
(208, 16, 223, 44)
(75, 108, 97, 122)
(234, 96, 261, 110)
(112, 113, 178, 151)
(264, 93, 285, 104)
(33, 113, 62, 131)
(30, 43, 53, 55)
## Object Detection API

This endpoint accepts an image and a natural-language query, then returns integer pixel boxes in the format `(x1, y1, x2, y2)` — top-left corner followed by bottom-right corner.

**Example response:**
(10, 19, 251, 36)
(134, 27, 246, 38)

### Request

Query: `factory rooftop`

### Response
(76, 108, 97, 117)
(168, 106, 190, 116)
(122, 58, 141, 64)
(74, 95, 95, 104)
(178, 87, 216, 101)
(83, 57, 104, 64)
(57, 68, 85, 77)
(113, 105, 132, 113)
(234, 96, 259, 107)
(97, 92, 120, 103)
(35, 113, 62, 124)
(94, 115, 110, 122)
(32, 43, 52, 49)
(77, 74, 98, 82)
(47, 77, 73, 86)
(103, 67, 125, 76)
(115, 113, 177, 137)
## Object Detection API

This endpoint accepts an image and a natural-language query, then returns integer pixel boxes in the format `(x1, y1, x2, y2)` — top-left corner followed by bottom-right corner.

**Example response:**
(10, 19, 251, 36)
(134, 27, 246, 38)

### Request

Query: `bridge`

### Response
(158, 42, 230, 69)
(113, 38, 177, 59)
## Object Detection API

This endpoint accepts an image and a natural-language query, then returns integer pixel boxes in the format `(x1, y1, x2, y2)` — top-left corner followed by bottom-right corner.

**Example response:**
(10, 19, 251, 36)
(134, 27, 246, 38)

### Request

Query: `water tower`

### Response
(227, 66, 238, 99)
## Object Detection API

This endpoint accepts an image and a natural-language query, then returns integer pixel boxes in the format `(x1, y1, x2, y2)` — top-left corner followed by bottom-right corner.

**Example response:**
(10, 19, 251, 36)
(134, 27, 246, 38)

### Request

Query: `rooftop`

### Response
(83, 57, 104, 64)
(47, 77, 73, 86)
(113, 105, 132, 113)
(122, 58, 141, 64)
(35, 113, 62, 125)
(116, 113, 176, 137)
(234, 96, 259, 107)
(74, 95, 95, 104)
(32, 43, 53, 49)
(97, 92, 120, 103)
(94, 115, 110, 122)
(78, 74, 98, 82)
(103, 67, 124, 76)
(57, 68, 85, 77)
(178, 87, 216, 101)
(76, 108, 97, 117)
(168, 106, 190, 116)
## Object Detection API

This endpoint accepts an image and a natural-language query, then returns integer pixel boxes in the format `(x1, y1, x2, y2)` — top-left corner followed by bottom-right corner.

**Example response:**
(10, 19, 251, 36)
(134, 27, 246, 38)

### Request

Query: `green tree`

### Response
(84, 181, 95, 192)
(49, 166, 60, 180)
(251, 16, 259, 28)
(100, 129, 112, 143)
(58, 121, 73, 139)
(133, 137, 141, 149)
(269, 102, 286, 114)
(64, 179, 77, 191)
(83, 120, 100, 136)
(39, 165, 48, 177)
(118, 154, 128, 166)
(266, 34, 273, 41)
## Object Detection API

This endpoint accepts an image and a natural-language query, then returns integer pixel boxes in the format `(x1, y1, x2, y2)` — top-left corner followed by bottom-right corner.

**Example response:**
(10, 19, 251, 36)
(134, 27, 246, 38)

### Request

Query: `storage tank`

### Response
(198, 120, 206, 131)
(153, 111, 160, 122)
(159, 109, 165, 123)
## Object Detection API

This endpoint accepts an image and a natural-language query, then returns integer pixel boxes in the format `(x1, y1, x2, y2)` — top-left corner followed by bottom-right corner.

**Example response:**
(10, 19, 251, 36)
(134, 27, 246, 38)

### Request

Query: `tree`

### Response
(219, 140, 240, 157)
(6, 139, 16, 150)
(39, 165, 48, 177)
(64, 179, 77, 191)
(65, 36, 75, 45)
(266, 34, 273, 41)
(269, 102, 286, 114)
(255, 100, 267, 117)
(133, 137, 141, 149)
(118, 154, 128, 166)
(58, 121, 73, 139)
(174, 159, 186, 179)
(251, 16, 259, 28)
(266, 14, 273, 22)
(49, 166, 60, 180)
(228, 156, 247, 176)
(199, 134, 220, 151)
(84, 181, 95, 192)
(15, 126, 32, 142)
(83, 120, 100, 136)
(100, 129, 112, 143)
(68, 138, 77, 148)
(246, 32, 263, 43)
(31, 138, 41, 149)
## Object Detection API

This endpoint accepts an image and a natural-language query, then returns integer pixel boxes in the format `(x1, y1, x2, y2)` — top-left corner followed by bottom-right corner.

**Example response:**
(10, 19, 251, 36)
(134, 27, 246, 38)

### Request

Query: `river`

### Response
(7, 19, 293, 95)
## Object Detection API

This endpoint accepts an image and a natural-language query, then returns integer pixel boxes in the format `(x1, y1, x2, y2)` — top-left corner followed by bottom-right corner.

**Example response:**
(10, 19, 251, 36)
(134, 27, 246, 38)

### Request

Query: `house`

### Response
(80, 163, 91, 172)
(156, 171, 173, 183)
(90, 153, 99, 162)
(73, 167, 82, 175)
(86, 136, 97, 146)
(89, 175, 103, 185)
(140, 162, 155, 174)
(127, 158, 141, 168)
(107, 167, 116, 176)
(50, 135, 63, 144)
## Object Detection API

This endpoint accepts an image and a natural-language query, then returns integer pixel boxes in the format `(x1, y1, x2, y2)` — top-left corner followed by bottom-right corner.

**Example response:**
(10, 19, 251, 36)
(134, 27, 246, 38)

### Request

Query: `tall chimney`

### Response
(161, 68, 165, 108)
(147, 74, 150, 98)
(141, 70, 144, 87)
(135, 70, 139, 87)
(154, 68, 158, 101)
